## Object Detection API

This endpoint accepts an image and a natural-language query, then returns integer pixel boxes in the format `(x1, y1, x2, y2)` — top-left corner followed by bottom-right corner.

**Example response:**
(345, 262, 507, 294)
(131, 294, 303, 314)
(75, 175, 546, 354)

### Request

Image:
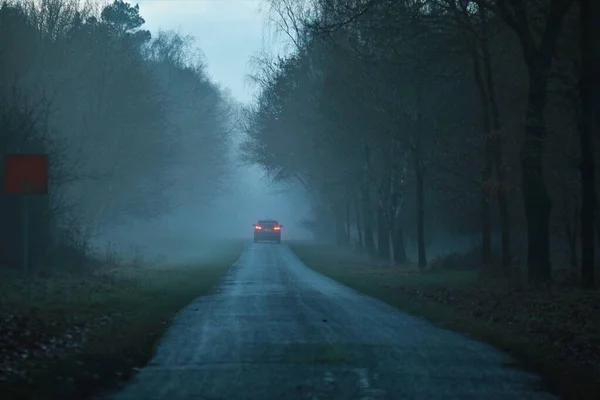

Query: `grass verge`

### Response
(0, 240, 245, 400)
(290, 243, 600, 400)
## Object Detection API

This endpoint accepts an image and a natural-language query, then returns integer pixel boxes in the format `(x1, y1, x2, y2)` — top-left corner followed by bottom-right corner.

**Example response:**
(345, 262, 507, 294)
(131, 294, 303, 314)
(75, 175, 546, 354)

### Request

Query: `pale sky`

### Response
(134, 0, 280, 104)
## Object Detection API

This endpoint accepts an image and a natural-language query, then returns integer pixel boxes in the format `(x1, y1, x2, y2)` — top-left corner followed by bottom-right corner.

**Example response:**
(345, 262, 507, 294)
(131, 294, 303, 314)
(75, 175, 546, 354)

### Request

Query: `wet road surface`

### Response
(111, 243, 556, 400)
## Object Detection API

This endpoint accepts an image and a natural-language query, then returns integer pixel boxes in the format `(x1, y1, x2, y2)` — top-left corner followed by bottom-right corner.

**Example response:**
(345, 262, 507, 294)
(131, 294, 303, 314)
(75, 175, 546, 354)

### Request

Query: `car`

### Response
(253, 219, 283, 244)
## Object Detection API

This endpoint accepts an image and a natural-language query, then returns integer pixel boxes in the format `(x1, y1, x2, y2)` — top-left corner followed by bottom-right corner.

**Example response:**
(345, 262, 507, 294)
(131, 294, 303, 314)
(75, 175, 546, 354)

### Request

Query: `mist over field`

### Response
(90, 107, 314, 263)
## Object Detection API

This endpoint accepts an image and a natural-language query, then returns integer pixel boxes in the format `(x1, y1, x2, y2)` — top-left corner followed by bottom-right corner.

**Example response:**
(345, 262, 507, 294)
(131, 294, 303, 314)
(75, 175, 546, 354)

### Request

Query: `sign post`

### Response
(4, 154, 49, 272)
(22, 182, 30, 272)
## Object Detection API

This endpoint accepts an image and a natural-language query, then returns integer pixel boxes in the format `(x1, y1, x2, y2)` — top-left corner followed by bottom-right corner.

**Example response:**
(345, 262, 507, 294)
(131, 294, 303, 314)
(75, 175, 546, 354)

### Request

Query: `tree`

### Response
(577, 0, 597, 288)
(248, 0, 590, 283)
(0, 0, 234, 270)
(438, 0, 512, 274)
(101, 0, 145, 33)
(478, 0, 575, 282)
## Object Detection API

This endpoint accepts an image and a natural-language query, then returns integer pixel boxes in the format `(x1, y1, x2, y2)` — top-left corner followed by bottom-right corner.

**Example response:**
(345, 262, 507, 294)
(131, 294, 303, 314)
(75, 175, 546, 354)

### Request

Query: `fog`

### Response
(96, 161, 314, 263)
(85, 0, 314, 263)
(0, 0, 506, 271)
(0, 0, 314, 269)
(92, 100, 314, 262)
(1, 0, 595, 276)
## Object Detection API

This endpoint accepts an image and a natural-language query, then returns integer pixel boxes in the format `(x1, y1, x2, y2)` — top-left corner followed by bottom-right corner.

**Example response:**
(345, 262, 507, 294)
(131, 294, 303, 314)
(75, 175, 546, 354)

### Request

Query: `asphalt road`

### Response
(111, 243, 556, 400)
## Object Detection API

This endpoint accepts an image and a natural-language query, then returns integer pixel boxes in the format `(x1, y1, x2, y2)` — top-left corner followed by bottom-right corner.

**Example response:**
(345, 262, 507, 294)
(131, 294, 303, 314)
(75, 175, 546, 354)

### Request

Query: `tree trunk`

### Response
(377, 166, 393, 261)
(495, 141, 511, 272)
(471, 47, 494, 271)
(412, 73, 427, 269)
(480, 178, 492, 271)
(578, 0, 596, 288)
(495, 0, 574, 283)
(377, 204, 390, 260)
(414, 153, 427, 269)
(354, 193, 364, 252)
(563, 186, 579, 271)
(388, 189, 405, 265)
(361, 144, 377, 257)
(595, 193, 600, 249)
(392, 220, 407, 265)
(333, 207, 346, 246)
(361, 185, 376, 257)
(570, 207, 579, 272)
(522, 71, 553, 283)
(345, 194, 352, 246)
(480, 18, 511, 272)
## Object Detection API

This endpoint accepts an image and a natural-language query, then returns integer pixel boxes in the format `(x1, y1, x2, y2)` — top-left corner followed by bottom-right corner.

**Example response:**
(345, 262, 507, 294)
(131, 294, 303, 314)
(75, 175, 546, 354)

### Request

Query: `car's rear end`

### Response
(253, 220, 282, 243)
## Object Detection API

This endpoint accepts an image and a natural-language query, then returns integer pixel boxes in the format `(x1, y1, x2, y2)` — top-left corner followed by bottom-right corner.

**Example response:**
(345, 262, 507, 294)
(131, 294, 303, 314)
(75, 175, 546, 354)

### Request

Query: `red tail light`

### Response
(274, 226, 281, 231)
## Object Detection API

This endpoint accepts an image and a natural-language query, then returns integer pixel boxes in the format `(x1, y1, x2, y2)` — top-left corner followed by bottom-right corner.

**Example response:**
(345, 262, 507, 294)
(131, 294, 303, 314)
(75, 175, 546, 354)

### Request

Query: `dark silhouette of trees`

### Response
(245, 0, 598, 286)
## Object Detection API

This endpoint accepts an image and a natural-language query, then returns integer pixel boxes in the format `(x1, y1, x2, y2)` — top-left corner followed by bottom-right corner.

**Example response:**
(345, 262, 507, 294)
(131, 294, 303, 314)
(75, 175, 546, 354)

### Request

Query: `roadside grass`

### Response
(290, 242, 600, 400)
(0, 240, 245, 400)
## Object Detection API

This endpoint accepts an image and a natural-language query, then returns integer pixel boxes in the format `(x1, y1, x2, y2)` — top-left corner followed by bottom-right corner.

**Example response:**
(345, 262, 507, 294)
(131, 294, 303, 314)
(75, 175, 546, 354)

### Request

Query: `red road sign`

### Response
(4, 154, 49, 194)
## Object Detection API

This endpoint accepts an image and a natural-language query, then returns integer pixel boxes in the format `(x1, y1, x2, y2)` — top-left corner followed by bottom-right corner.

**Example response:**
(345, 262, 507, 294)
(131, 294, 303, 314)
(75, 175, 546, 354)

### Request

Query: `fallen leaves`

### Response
(0, 306, 123, 385)
(398, 282, 600, 374)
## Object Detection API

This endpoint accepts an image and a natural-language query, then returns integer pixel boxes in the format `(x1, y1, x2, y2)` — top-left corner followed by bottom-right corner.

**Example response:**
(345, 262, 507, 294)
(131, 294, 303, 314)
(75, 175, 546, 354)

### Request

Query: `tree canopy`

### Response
(244, 0, 599, 285)
(0, 0, 233, 268)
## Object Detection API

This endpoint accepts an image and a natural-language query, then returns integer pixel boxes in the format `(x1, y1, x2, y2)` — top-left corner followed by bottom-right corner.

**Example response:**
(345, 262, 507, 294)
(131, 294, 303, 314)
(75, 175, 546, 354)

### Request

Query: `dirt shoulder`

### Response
(290, 243, 600, 400)
(0, 241, 244, 400)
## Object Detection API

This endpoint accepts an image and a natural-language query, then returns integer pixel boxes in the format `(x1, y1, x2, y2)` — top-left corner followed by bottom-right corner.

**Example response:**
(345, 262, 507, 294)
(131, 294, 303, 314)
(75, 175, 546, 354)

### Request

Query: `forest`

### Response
(243, 0, 599, 287)
(0, 0, 233, 270)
